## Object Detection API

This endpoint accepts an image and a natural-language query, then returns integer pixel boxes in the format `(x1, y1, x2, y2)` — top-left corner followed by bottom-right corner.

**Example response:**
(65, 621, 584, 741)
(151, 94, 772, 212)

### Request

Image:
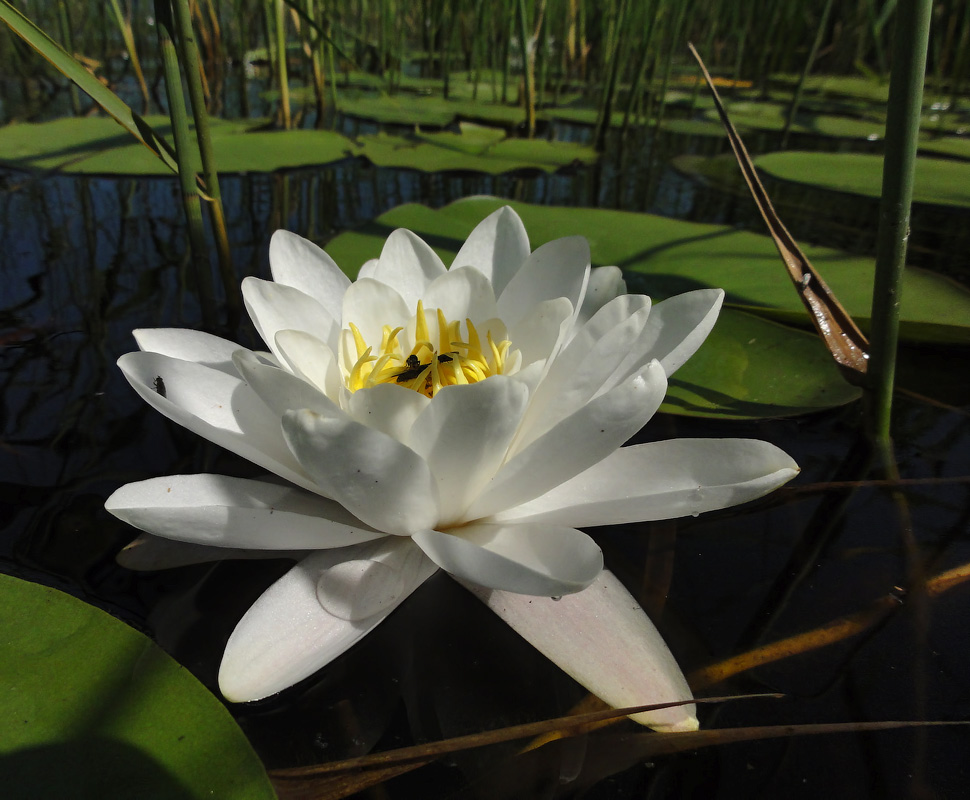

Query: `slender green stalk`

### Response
(867, 0, 933, 444)
(155, 0, 217, 329)
(781, 0, 834, 149)
(516, 0, 535, 137)
(55, 1, 81, 115)
(171, 0, 240, 328)
(108, 0, 151, 114)
(274, 0, 292, 128)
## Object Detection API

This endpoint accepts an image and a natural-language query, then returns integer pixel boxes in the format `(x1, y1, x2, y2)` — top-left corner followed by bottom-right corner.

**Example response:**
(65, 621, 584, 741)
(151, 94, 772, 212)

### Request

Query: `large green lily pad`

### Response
(0, 115, 359, 175)
(339, 93, 527, 128)
(0, 573, 274, 800)
(325, 199, 864, 418)
(756, 150, 970, 210)
(356, 123, 597, 173)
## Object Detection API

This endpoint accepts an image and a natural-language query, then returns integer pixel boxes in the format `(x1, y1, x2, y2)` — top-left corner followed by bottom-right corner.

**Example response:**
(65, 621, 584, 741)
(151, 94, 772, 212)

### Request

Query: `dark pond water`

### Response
(2, 104, 969, 799)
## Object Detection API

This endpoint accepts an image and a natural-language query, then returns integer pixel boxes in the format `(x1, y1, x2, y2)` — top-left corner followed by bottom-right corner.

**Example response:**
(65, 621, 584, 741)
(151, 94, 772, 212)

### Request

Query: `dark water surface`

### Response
(2, 117, 969, 798)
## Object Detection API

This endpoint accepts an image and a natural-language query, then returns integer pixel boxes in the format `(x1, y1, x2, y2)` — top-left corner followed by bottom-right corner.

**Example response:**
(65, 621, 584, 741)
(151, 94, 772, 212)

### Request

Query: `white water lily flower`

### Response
(106, 206, 798, 733)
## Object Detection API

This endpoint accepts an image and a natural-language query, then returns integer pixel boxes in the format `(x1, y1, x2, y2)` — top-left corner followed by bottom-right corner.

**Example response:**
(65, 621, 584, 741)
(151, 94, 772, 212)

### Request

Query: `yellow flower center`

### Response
(345, 300, 514, 398)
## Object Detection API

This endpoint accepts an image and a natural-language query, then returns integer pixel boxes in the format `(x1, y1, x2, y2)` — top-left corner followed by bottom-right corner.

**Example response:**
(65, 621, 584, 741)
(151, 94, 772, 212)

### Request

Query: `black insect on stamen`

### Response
(394, 352, 456, 383)
(153, 376, 167, 398)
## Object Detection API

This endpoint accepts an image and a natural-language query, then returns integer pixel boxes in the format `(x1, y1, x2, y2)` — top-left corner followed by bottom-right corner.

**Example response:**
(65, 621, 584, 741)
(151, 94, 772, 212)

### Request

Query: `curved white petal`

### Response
(274, 329, 342, 399)
(451, 205, 530, 297)
(340, 277, 411, 351)
(219, 539, 437, 702)
(347, 382, 430, 441)
(116, 533, 305, 570)
(422, 266, 498, 325)
(106, 474, 384, 549)
(118, 351, 315, 492)
(507, 297, 574, 368)
(497, 235, 590, 330)
(358, 228, 447, 309)
(133, 328, 239, 374)
(577, 266, 626, 327)
(467, 361, 667, 520)
(407, 378, 530, 524)
(463, 570, 697, 731)
(242, 277, 341, 357)
(282, 408, 440, 534)
(498, 438, 800, 527)
(269, 230, 351, 322)
(232, 349, 341, 418)
(414, 522, 602, 596)
(635, 288, 724, 377)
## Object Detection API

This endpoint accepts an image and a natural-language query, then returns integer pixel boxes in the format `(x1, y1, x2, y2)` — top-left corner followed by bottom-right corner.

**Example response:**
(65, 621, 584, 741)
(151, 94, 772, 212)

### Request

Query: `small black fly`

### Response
(153, 375, 167, 397)
(394, 353, 455, 383)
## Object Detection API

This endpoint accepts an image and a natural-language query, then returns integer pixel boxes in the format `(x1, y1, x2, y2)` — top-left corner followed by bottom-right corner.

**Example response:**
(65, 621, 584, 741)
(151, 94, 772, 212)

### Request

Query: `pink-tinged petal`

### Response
(269, 230, 351, 322)
(414, 522, 601, 596)
(242, 277, 341, 357)
(219, 539, 437, 702)
(634, 289, 724, 377)
(422, 266, 498, 324)
(347, 383, 429, 442)
(116, 533, 305, 570)
(497, 235, 590, 329)
(451, 205, 530, 296)
(577, 266, 627, 326)
(106, 474, 384, 549)
(282, 408, 440, 534)
(498, 438, 800, 527)
(118, 351, 315, 492)
(232, 349, 341, 418)
(133, 328, 239, 373)
(464, 570, 697, 731)
(466, 361, 667, 520)
(358, 228, 447, 308)
(407, 378, 529, 524)
(274, 330, 341, 398)
(340, 277, 411, 350)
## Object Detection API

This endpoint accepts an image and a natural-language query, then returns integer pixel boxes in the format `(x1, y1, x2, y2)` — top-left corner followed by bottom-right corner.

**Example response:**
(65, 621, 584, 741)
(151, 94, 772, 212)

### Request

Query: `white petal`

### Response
(576, 266, 627, 327)
(498, 438, 800, 526)
(636, 288, 724, 377)
(451, 205, 530, 297)
(118, 351, 315, 492)
(467, 361, 667, 520)
(358, 228, 447, 308)
(269, 230, 351, 322)
(282, 408, 440, 534)
(274, 330, 342, 399)
(407, 378, 530, 524)
(116, 533, 305, 570)
(106, 474, 384, 549)
(242, 277, 341, 358)
(464, 570, 697, 731)
(219, 539, 437, 702)
(422, 266, 498, 325)
(497, 235, 590, 330)
(507, 297, 574, 367)
(347, 382, 430, 441)
(340, 277, 411, 351)
(133, 328, 239, 374)
(232, 349, 340, 418)
(414, 521, 602, 596)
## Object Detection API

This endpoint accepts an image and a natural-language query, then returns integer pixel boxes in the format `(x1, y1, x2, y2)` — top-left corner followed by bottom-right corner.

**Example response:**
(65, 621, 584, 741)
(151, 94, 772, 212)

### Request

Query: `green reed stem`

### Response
(171, 0, 240, 328)
(516, 0, 535, 137)
(55, 1, 81, 115)
(782, 0, 834, 149)
(155, 0, 216, 329)
(273, 0, 291, 128)
(867, 0, 932, 444)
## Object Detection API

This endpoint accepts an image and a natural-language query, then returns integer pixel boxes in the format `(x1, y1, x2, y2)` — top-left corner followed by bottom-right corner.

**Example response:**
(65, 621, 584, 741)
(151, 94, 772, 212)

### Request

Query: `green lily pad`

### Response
(324, 199, 863, 418)
(698, 102, 886, 140)
(919, 136, 970, 160)
(0, 573, 274, 800)
(356, 125, 597, 174)
(0, 115, 359, 175)
(756, 150, 970, 210)
(338, 93, 527, 129)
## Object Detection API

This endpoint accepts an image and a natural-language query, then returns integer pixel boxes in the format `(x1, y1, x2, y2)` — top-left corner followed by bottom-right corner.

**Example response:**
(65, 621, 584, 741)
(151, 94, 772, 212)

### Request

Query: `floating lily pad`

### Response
(756, 151, 970, 210)
(325, 199, 865, 418)
(698, 102, 886, 140)
(919, 136, 970, 160)
(0, 574, 274, 800)
(356, 124, 597, 173)
(338, 93, 527, 129)
(0, 115, 359, 175)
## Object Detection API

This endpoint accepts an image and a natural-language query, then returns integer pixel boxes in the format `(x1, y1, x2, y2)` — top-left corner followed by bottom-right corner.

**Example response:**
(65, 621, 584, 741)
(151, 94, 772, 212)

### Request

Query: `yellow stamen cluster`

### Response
(346, 300, 513, 398)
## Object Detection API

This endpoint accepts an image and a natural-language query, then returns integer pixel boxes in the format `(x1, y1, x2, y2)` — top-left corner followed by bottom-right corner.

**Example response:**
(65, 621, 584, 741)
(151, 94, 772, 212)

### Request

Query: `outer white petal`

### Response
(466, 361, 667, 520)
(407, 378, 530, 524)
(242, 277, 341, 358)
(340, 277, 411, 351)
(577, 266, 627, 327)
(451, 205, 530, 297)
(219, 539, 437, 702)
(106, 474, 384, 549)
(346, 383, 430, 441)
(282, 408, 440, 534)
(117, 351, 316, 492)
(497, 235, 590, 330)
(358, 228, 447, 308)
(422, 266, 498, 325)
(274, 330, 342, 399)
(634, 288, 724, 377)
(414, 522, 602, 596)
(464, 570, 697, 731)
(117, 533, 306, 570)
(497, 438, 800, 527)
(269, 230, 351, 322)
(232, 349, 341, 418)
(133, 328, 239, 374)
